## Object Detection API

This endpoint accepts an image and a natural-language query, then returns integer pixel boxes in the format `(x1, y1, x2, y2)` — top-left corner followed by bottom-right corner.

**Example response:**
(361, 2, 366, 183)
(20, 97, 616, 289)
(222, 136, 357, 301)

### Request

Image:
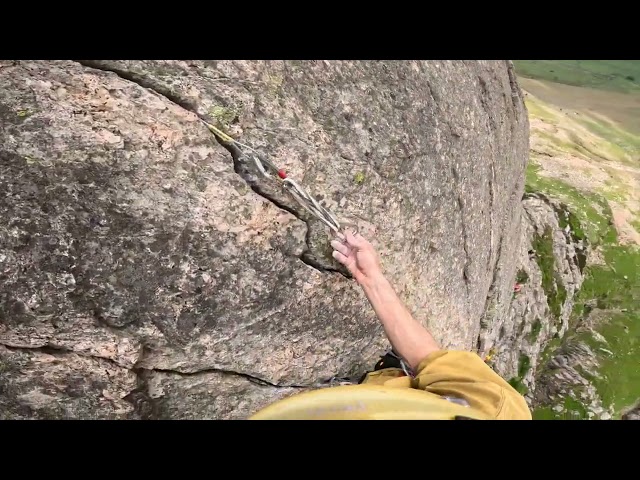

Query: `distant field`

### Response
(519, 77, 640, 134)
(516, 61, 640, 420)
(513, 60, 640, 94)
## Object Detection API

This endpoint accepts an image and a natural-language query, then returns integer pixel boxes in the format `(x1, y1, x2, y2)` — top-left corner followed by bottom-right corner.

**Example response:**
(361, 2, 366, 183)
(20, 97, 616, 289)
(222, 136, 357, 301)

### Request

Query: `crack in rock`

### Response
(476, 233, 505, 351)
(77, 60, 203, 114)
(214, 139, 350, 277)
(0, 341, 129, 369)
(75, 60, 347, 277)
(133, 365, 312, 389)
(488, 160, 496, 269)
(2, 341, 330, 421)
(0, 340, 322, 389)
(123, 364, 350, 419)
(505, 61, 523, 112)
(451, 166, 471, 289)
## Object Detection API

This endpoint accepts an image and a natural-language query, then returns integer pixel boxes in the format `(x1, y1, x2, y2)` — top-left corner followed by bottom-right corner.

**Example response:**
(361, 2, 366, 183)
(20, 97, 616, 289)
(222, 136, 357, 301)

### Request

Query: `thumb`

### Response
(344, 230, 367, 248)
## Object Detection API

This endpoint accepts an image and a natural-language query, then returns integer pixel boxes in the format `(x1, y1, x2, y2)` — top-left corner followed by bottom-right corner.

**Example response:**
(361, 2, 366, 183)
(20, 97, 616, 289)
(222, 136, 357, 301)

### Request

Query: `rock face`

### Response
(480, 193, 587, 409)
(0, 60, 529, 419)
(622, 401, 640, 420)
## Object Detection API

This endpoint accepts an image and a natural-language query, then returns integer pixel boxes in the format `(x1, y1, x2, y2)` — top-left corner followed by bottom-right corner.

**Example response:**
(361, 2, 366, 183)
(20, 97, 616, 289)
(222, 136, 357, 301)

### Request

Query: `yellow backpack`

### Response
(250, 384, 490, 420)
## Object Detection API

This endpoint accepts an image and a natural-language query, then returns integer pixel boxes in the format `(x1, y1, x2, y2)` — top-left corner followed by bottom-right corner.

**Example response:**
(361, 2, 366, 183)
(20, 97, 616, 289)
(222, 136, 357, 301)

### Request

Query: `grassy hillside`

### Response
(514, 60, 640, 94)
(527, 172, 640, 419)
(516, 61, 640, 419)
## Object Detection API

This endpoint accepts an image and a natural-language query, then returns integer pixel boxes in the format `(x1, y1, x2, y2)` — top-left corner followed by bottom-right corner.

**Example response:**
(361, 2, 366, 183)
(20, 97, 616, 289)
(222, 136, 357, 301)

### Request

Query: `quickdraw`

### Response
(205, 122, 342, 234)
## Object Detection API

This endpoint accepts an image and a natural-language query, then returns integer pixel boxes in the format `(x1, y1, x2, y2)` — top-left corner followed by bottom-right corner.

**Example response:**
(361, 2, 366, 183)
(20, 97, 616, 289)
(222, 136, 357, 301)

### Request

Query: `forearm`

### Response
(361, 275, 440, 370)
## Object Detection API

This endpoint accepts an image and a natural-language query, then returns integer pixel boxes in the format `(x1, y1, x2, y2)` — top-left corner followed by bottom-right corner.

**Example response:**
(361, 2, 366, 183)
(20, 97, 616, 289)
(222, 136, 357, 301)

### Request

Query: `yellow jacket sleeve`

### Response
(412, 350, 532, 420)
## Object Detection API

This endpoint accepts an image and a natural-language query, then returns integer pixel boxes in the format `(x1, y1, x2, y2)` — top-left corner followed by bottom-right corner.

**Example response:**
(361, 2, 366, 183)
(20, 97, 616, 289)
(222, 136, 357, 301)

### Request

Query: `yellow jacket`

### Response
(251, 350, 532, 420)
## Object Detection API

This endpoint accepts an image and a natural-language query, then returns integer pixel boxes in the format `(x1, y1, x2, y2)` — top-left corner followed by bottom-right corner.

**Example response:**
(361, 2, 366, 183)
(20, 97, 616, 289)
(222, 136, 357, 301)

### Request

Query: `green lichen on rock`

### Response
(508, 354, 532, 395)
(265, 73, 284, 97)
(353, 172, 366, 185)
(518, 354, 531, 378)
(558, 208, 586, 242)
(528, 318, 542, 342)
(208, 105, 239, 128)
(532, 226, 566, 319)
(516, 268, 529, 284)
(554, 280, 568, 319)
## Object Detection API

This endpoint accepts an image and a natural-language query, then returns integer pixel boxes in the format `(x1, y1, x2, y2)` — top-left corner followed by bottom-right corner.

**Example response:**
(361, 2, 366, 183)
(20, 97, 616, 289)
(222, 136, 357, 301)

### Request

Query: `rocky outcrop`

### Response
(622, 401, 640, 420)
(0, 60, 528, 419)
(479, 193, 587, 402)
(532, 328, 613, 420)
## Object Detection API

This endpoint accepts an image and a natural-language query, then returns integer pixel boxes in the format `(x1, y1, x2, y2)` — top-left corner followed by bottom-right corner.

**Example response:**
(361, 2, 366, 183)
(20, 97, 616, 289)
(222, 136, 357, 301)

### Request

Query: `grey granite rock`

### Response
(0, 60, 528, 418)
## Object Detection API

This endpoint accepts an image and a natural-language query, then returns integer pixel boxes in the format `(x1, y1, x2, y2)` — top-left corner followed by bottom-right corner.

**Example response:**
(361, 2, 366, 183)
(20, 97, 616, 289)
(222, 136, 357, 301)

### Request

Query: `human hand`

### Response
(331, 230, 383, 286)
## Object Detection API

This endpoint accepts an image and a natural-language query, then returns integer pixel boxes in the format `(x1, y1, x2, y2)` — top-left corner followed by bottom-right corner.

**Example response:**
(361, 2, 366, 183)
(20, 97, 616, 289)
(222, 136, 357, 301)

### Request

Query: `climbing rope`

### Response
(205, 122, 342, 234)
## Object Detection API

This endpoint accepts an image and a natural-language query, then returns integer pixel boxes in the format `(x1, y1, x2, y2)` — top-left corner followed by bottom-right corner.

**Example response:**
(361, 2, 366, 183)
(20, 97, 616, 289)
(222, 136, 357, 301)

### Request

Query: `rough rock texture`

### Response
(490, 193, 625, 420)
(533, 327, 613, 420)
(622, 400, 640, 420)
(479, 193, 587, 407)
(0, 60, 528, 419)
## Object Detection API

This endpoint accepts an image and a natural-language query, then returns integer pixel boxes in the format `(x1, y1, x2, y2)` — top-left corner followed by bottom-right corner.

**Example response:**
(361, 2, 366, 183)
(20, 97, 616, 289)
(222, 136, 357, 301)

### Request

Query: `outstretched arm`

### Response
(331, 231, 440, 370)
